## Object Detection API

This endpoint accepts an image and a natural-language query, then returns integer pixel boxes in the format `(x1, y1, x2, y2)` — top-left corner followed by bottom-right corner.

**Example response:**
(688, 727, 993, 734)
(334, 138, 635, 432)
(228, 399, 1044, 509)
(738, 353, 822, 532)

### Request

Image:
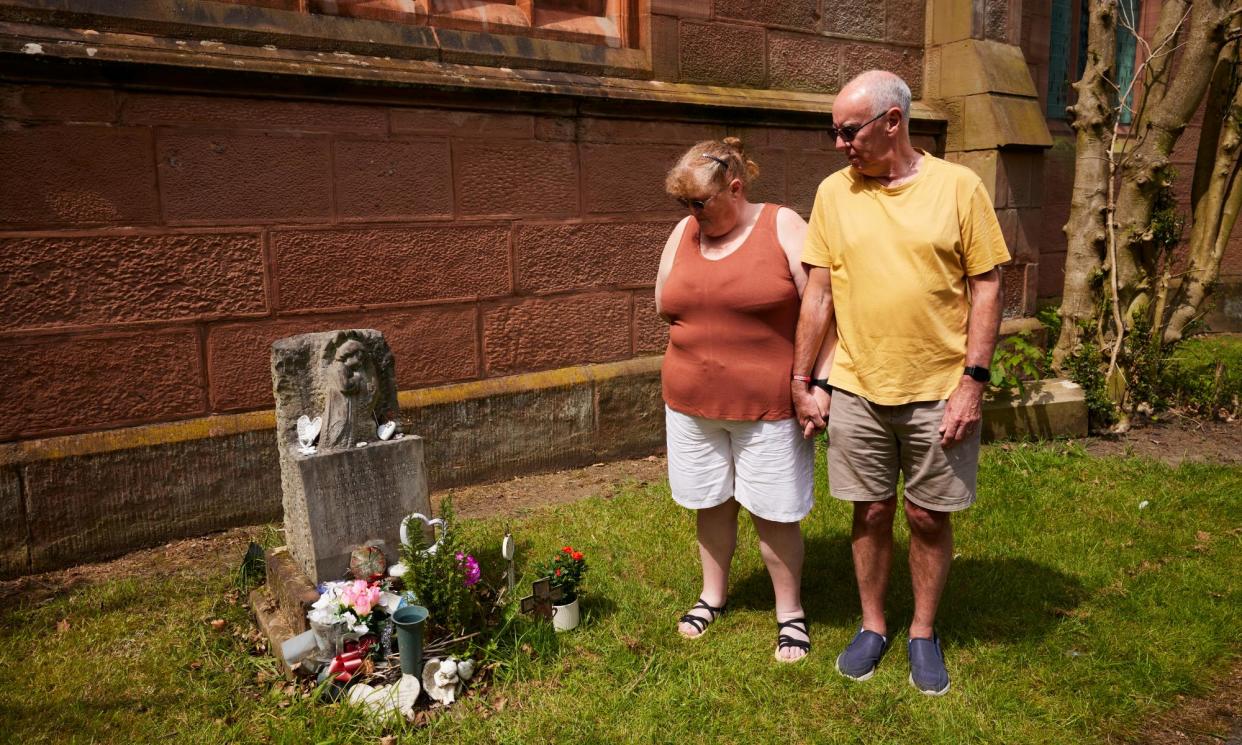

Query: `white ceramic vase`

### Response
(552, 597, 580, 632)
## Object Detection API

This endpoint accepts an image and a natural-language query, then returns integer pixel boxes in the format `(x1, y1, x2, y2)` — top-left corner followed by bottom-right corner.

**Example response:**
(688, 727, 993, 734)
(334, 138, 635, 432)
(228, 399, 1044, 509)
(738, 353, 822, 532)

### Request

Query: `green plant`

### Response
(399, 497, 478, 636)
(1162, 335, 1242, 418)
(1065, 342, 1118, 430)
(532, 546, 588, 602)
(990, 333, 1045, 392)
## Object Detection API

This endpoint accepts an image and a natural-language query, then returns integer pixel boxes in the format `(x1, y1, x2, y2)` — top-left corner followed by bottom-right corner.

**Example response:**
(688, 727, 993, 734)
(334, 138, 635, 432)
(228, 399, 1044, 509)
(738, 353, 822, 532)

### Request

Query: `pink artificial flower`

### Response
(341, 579, 380, 616)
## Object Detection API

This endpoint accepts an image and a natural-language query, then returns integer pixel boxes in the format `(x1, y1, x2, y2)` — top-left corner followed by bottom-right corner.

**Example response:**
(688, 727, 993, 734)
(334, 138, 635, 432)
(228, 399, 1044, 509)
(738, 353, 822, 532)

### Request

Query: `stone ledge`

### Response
(0, 356, 667, 578)
(983, 378, 1088, 442)
(0, 20, 946, 122)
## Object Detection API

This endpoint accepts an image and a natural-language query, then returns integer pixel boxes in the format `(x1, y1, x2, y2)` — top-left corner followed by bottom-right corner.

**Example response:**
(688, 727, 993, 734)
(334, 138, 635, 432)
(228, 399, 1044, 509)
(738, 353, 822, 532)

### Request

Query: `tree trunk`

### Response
(1113, 0, 1239, 322)
(1052, 0, 1118, 371)
(1165, 37, 1242, 342)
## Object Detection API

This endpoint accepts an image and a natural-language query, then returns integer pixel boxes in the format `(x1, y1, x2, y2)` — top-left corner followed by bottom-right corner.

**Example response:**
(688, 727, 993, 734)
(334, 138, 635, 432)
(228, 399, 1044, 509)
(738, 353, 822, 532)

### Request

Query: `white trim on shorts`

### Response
(665, 405, 815, 523)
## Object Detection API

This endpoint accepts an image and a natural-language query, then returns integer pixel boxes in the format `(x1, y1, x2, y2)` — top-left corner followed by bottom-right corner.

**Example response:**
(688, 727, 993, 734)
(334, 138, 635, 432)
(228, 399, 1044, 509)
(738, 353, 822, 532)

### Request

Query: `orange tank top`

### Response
(660, 203, 800, 421)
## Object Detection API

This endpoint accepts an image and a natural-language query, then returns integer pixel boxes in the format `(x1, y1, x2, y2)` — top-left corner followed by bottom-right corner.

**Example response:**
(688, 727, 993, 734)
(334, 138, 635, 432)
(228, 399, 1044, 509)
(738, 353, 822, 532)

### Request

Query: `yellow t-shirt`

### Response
(801, 153, 1011, 405)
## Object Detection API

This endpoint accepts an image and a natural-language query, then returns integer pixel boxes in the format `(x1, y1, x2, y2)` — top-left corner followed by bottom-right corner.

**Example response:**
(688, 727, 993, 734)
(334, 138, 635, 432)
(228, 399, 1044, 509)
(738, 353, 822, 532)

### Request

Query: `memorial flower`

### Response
(309, 579, 398, 635)
(456, 552, 481, 587)
(534, 545, 589, 602)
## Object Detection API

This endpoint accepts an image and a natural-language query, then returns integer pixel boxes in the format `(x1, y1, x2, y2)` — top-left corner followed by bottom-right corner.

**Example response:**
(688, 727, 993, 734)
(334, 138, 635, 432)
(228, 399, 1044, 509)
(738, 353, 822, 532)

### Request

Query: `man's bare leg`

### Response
(905, 499, 953, 639)
(851, 497, 897, 636)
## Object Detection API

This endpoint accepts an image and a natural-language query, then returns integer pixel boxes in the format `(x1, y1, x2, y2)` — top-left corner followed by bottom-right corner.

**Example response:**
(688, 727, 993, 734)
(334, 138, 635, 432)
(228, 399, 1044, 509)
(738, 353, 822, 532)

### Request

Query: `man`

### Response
(791, 70, 1009, 695)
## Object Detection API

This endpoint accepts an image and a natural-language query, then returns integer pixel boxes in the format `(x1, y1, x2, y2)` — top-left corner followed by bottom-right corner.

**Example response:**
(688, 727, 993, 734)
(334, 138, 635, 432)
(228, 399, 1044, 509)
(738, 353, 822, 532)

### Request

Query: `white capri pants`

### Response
(665, 405, 815, 523)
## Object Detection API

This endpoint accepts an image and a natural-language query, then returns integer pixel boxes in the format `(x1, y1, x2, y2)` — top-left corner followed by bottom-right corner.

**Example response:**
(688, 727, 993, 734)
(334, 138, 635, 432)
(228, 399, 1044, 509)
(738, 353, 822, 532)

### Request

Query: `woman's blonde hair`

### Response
(665, 137, 760, 198)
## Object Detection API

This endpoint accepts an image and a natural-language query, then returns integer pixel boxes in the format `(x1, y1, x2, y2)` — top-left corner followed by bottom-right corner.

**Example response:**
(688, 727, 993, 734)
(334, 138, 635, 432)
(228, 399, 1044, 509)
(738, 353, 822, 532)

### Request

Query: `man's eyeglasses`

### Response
(827, 110, 889, 143)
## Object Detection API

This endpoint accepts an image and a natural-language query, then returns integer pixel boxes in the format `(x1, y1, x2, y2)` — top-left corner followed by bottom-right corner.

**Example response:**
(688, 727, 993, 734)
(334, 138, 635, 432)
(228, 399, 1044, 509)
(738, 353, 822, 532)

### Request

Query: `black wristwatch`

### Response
(963, 365, 991, 383)
(811, 378, 833, 393)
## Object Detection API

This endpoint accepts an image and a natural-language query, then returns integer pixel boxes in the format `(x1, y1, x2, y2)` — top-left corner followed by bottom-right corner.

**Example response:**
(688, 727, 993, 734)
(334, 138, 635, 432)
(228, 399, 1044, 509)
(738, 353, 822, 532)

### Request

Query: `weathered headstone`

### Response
(271, 329, 430, 584)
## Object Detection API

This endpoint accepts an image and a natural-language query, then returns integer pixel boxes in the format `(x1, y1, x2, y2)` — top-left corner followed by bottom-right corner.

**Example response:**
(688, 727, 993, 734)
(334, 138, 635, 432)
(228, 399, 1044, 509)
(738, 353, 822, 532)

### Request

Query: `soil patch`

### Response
(1113, 658, 1242, 745)
(1082, 417, 1242, 467)
(436, 454, 666, 521)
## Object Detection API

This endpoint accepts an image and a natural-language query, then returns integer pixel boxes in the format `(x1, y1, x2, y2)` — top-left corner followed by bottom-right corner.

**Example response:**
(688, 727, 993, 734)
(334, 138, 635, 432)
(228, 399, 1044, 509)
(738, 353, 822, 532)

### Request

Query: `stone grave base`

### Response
(250, 546, 320, 677)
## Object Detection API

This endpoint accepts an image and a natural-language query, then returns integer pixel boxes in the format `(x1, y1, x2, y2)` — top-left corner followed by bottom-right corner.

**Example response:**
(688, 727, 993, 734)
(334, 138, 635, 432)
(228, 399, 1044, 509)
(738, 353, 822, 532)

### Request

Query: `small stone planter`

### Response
(552, 597, 580, 632)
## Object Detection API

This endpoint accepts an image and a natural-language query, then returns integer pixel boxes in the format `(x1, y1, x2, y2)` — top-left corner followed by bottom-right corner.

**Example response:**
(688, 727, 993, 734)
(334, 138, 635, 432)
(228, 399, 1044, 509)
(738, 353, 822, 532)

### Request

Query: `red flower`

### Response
(562, 546, 573, 553)
(571, 551, 584, 561)
(555, 568, 562, 576)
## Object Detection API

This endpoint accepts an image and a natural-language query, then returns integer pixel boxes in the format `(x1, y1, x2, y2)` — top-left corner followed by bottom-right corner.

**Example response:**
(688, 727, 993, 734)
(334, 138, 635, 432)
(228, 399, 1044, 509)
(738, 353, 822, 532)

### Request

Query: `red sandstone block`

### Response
(0, 126, 159, 227)
(0, 329, 206, 439)
(157, 132, 332, 223)
(787, 151, 850, 215)
(1001, 263, 1033, 317)
(886, 0, 927, 43)
(579, 118, 726, 145)
(715, 0, 818, 31)
(536, 116, 576, 142)
(999, 151, 1044, 208)
(207, 307, 478, 411)
(483, 293, 632, 375)
(1039, 201, 1071, 255)
(454, 141, 579, 217)
(515, 220, 674, 294)
(839, 42, 924, 98)
(123, 93, 387, 133)
(746, 147, 788, 206)
(766, 127, 825, 149)
(391, 108, 534, 138)
(1038, 251, 1066, 298)
(1220, 233, 1242, 276)
(823, 0, 884, 39)
(272, 224, 510, 311)
(652, 14, 680, 82)
(997, 207, 1042, 264)
(0, 84, 117, 122)
(650, 0, 710, 17)
(1042, 136, 1077, 198)
(679, 22, 766, 88)
(985, 0, 1013, 43)
(911, 133, 941, 155)
(334, 138, 453, 220)
(768, 31, 842, 93)
(729, 126, 770, 147)
(581, 144, 686, 215)
(634, 292, 669, 353)
(0, 231, 267, 333)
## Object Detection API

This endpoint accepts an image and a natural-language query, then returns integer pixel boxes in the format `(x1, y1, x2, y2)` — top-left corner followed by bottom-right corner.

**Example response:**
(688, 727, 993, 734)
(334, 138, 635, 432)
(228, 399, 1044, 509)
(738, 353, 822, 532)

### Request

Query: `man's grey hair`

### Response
(847, 70, 911, 120)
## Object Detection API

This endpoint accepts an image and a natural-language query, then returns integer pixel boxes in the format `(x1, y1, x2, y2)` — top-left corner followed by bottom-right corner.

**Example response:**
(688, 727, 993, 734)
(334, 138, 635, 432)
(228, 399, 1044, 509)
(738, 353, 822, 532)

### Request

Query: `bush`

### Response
(1162, 336, 1242, 418)
(398, 498, 480, 636)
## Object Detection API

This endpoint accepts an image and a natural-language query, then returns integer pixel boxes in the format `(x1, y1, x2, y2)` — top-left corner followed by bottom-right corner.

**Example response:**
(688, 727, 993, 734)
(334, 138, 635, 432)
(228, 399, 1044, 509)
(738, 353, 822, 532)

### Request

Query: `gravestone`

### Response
(271, 329, 430, 584)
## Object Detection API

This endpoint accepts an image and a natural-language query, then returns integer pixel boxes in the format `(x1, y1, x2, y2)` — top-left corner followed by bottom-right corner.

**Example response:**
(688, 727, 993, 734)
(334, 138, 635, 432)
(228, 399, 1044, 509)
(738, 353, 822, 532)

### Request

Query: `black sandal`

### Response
(677, 598, 727, 638)
(775, 617, 811, 661)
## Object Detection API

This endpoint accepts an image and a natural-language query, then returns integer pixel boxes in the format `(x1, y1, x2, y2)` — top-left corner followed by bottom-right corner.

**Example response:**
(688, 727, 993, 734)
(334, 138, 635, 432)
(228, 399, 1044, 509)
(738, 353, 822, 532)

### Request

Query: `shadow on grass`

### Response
(730, 533, 1086, 644)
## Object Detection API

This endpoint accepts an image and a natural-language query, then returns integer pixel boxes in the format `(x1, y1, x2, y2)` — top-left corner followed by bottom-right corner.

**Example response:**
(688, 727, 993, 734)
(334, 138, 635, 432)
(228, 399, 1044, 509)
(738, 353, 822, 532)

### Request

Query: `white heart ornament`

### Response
(296, 415, 322, 453)
(389, 512, 447, 577)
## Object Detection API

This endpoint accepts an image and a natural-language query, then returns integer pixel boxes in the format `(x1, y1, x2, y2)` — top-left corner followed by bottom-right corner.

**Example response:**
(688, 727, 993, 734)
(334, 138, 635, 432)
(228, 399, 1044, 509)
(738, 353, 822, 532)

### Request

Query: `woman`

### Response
(655, 137, 834, 662)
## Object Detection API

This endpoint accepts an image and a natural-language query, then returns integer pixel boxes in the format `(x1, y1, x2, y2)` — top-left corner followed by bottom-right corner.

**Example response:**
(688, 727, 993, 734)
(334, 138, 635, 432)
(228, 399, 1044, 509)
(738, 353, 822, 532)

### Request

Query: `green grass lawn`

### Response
(2, 442, 1239, 744)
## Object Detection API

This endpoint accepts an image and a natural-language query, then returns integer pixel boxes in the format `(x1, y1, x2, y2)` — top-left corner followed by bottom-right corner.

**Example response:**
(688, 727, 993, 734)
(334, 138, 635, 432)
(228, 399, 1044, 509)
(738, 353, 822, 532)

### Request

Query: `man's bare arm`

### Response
(938, 268, 1002, 447)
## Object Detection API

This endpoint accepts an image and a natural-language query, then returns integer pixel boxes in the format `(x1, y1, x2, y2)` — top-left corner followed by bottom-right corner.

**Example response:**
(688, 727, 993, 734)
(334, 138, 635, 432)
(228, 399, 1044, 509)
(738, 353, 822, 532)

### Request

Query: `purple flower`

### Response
(458, 554, 481, 586)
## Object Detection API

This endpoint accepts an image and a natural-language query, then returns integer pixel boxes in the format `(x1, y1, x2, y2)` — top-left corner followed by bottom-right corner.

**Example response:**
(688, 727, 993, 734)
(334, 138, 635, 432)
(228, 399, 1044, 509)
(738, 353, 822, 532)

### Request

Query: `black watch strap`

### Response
(963, 365, 990, 383)
(811, 378, 834, 393)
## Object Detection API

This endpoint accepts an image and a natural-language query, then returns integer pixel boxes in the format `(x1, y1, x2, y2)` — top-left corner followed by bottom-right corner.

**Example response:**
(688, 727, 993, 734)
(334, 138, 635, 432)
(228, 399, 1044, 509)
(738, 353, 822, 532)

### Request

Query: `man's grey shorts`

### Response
(827, 389, 980, 512)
